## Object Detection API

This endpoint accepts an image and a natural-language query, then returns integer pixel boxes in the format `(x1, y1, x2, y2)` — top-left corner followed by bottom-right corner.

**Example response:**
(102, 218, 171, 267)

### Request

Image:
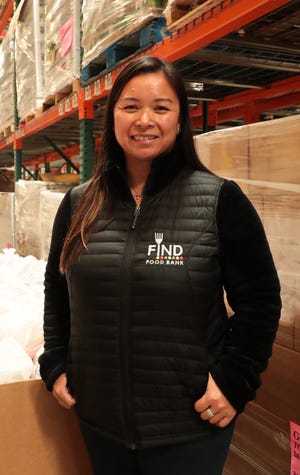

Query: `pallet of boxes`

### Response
(194, 114, 300, 475)
(164, 0, 212, 28)
(0, 179, 92, 475)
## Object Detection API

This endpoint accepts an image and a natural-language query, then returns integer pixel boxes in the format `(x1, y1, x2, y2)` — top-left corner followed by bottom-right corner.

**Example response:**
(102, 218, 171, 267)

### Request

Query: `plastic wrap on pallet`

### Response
(39, 189, 65, 260)
(0, 248, 47, 383)
(15, 0, 45, 122)
(81, 0, 167, 70)
(15, 180, 68, 259)
(0, 192, 14, 250)
(194, 114, 300, 351)
(0, 24, 14, 134)
(15, 180, 48, 259)
(44, 0, 80, 97)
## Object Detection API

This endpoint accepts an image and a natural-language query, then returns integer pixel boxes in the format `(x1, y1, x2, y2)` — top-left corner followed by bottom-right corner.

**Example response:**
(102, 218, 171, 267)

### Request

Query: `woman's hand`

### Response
(194, 373, 237, 427)
(52, 372, 76, 409)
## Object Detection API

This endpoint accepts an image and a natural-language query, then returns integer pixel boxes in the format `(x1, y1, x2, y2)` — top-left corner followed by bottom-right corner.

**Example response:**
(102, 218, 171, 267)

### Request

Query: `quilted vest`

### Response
(66, 168, 229, 449)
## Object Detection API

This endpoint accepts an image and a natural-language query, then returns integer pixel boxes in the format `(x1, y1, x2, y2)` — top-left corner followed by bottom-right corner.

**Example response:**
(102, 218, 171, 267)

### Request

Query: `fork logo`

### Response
(146, 233, 184, 266)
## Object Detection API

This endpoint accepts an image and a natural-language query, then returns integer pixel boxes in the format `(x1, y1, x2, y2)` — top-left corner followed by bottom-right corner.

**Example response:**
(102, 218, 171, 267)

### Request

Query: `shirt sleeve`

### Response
(38, 189, 72, 391)
(209, 179, 281, 413)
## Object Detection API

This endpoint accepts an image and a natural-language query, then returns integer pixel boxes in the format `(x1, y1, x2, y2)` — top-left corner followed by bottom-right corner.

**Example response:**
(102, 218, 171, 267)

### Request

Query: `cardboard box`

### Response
(195, 116, 300, 473)
(0, 380, 92, 475)
(224, 343, 300, 474)
(194, 115, 300, 350)
(256, 343, 300, 421)
(194, 124, 250, 181)
(224, 402, 291, 475)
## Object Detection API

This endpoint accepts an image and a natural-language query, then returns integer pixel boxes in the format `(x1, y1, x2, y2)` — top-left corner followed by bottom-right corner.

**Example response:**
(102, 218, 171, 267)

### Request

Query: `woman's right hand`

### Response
(52, 372, 76, 409)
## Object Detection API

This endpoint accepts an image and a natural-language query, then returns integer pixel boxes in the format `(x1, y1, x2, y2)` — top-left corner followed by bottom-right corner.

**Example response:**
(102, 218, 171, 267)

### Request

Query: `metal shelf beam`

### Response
(190, 74, 300, 118)
(192, 91, 300, 127)
(0, 0, 13, 36)
(149, 0, 293, 63)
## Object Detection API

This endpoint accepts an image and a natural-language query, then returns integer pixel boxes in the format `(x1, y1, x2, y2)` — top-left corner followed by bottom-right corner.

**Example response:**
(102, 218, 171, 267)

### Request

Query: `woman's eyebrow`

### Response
(119, 97, 174, 103)
(119, 97, 138, 102)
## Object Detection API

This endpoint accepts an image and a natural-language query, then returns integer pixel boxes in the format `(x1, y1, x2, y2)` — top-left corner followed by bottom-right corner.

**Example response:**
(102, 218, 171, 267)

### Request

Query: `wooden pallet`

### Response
(0, 125, 14, 142)
(19, 78, 81, 124)
(43, 78, 80, 107)
(81, 17, 171, 83)
(167, 0, 223, 31)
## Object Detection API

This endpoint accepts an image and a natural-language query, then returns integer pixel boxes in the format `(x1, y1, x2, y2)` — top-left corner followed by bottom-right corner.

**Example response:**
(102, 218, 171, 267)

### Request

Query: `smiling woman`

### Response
(39, 56, 281, 475)
(113, 71, 181, 197)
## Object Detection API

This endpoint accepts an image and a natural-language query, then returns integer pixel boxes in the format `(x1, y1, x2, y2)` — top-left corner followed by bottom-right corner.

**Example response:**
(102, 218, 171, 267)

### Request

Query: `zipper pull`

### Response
(132, 204, 141, 229)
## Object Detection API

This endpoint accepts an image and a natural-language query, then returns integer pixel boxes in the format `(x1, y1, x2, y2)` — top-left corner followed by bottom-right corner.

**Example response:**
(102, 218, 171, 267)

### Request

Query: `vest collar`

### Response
(105, 143, 186, 200)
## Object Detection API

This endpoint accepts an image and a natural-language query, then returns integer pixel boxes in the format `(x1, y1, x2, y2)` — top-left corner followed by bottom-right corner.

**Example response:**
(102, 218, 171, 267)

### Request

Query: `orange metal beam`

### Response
(25, 143, 80, 167)
(190, 75, 300, 118)
(14, 97, 78, 138)
(255, 91, 300, 112)
(0, 135, 13, 151)
(149, 0, 292, 62)
(191, 90, 300, 127)
(0, 0, 13, 36)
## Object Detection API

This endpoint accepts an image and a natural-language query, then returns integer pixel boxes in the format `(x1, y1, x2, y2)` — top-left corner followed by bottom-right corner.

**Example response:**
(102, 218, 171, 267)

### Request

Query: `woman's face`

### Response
(113, 72, 180, 167)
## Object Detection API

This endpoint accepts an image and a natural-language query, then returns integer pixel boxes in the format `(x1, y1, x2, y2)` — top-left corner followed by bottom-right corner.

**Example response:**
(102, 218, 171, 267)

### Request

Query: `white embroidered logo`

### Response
(146, 233, 184, 266)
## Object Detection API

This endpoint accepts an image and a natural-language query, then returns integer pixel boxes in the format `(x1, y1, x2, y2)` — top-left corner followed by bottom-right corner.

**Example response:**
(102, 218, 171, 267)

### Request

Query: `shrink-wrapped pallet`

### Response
(39, 189, 65, 260)
(0, 24, 14, 135)
(0, 248, 47, 383)
(81, 0, 167, 70)
(0, 192, 14, 250)
(44, 0, 80, 97)
(194, 115, 300, 473)
(15, 180, 68, 259)
(15, 0, 45, 122)
(194, 115, 300, 350)
(15, 180, 48, 258)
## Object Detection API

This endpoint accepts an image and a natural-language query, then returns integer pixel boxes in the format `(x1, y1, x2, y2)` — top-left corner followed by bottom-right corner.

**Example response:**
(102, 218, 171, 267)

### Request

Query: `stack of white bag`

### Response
(0, 248, 46, 384)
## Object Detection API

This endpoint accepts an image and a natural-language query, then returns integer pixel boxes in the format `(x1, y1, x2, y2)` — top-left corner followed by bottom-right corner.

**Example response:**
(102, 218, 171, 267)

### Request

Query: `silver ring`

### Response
(206, 408, 215, 418)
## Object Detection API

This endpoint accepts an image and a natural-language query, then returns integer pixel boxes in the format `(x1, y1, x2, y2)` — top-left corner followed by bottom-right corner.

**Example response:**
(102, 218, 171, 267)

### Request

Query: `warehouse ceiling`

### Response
(0, 0, 300, 169)
(177, 0, 300, 127)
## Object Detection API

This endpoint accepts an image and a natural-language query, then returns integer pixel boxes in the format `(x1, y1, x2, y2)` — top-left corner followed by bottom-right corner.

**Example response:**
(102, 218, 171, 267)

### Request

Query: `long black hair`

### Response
(60, 56, 209, 272)
(98, 55, 206, 174)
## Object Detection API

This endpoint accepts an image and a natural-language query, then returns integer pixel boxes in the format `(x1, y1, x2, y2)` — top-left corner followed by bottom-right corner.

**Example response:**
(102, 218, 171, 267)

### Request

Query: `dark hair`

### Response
(60, 56, 209, 272)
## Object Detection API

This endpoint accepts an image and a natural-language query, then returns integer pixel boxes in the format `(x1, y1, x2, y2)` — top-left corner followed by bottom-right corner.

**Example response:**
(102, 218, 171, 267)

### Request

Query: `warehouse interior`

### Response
(0, 0, 299, 175)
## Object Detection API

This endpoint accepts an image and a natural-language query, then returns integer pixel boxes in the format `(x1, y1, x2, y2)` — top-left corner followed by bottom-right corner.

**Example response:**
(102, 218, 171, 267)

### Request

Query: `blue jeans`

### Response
(80, 422, 235, 475)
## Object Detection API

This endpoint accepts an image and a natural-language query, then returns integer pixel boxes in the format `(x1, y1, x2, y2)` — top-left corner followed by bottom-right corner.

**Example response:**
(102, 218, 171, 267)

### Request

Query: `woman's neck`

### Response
(126, 160, 151, 204)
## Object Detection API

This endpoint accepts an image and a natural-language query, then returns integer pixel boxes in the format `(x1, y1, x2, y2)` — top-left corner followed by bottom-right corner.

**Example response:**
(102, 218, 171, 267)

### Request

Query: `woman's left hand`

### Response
(194, 373, 237, 427)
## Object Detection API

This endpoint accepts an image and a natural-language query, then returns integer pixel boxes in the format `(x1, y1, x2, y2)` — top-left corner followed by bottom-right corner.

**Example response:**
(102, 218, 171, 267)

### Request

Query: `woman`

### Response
(39, 56, 281, 474)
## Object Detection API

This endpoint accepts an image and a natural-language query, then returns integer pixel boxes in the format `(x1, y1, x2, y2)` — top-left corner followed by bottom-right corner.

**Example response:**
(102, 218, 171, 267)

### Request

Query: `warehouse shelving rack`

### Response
(0, 0, 299, 182)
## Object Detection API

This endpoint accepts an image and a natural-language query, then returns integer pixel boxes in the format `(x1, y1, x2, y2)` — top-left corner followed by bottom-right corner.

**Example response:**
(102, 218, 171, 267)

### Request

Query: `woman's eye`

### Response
(123, 104, 138, 111)
(156, 105, 169, 112)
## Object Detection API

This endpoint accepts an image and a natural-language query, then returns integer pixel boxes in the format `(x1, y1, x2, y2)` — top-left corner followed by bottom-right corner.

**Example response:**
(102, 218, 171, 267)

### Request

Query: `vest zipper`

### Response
(119, 206, 141, 449)
(131, 203, 141, 229)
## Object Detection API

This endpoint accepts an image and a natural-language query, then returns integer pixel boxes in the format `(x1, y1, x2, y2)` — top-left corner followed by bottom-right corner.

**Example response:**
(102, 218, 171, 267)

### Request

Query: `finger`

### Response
(215, 415, 235, 428)
(200, 407, 216, 421)
(55, 391, 76, 409)
(194, 396, 209, 414)
(57, 399, 75, 410)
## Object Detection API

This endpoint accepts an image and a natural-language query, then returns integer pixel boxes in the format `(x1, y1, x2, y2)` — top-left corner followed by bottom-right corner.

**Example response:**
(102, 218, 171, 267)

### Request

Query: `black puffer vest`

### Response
(66, 167, 228, 449)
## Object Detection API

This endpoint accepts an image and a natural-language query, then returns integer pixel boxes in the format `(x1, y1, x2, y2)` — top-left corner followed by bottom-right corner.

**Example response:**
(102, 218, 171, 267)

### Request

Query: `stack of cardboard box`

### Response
(194, 114, 300, 474)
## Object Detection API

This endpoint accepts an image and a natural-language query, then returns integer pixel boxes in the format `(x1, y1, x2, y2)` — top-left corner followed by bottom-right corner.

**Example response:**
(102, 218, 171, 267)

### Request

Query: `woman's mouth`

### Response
(132, 135, 158, 141)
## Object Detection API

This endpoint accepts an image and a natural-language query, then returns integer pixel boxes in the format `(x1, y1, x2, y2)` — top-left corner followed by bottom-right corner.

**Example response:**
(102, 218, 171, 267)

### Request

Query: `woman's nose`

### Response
(136, 108, 153, 127)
